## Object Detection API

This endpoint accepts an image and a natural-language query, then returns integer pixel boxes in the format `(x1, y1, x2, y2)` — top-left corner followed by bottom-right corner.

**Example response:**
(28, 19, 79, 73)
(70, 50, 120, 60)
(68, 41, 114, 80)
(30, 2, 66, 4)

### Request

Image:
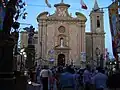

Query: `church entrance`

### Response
(57, 54, 65, 66)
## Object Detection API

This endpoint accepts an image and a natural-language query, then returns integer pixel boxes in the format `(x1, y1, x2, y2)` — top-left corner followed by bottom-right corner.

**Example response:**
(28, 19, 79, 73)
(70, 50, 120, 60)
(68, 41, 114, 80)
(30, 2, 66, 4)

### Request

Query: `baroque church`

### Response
(20, 0, 105, 67)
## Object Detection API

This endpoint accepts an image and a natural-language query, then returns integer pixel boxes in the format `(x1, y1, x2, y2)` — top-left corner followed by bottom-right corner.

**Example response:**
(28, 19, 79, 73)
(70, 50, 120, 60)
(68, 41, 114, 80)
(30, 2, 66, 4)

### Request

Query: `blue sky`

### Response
(19, 0, 114, 57)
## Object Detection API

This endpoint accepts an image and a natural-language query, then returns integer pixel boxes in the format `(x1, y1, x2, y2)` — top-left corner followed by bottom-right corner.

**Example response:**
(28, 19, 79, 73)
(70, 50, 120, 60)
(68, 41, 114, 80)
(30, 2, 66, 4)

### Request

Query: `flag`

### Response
(80, 0, 87, 9)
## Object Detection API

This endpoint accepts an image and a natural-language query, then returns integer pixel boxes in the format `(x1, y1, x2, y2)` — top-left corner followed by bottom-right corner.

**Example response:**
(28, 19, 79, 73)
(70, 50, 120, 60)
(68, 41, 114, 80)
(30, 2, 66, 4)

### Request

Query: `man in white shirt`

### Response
(40, 65, 52, 90)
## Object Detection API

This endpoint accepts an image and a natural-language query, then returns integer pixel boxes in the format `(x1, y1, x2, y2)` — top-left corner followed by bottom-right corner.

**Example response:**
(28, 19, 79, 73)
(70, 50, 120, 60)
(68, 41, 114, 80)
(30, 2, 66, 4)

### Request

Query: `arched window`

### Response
(97, 16, 100, 28)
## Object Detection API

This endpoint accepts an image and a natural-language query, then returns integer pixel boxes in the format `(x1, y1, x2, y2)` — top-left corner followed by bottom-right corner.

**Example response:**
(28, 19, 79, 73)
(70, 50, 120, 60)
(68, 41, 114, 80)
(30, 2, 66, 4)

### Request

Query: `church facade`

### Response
(20, 1, 105, 67)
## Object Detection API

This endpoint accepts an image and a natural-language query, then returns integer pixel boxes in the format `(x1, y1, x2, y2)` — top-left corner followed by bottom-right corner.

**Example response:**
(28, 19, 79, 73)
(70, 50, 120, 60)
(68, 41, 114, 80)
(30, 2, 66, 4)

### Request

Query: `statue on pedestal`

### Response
(24, 26, 35, 45)
(60, 38, 64, 47)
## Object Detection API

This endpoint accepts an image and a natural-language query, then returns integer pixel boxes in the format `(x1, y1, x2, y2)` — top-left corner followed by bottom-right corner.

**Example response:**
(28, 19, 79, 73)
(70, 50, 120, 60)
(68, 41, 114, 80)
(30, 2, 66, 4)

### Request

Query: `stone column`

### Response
(42, 20, 47, 60)
(40, 21, 43, 60)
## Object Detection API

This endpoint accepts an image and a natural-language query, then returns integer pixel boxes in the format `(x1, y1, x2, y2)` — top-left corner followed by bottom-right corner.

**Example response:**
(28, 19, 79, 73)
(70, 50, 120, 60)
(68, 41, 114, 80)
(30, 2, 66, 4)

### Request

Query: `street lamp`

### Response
(95, 47, 100, 66)
(23, 25, 35, 69)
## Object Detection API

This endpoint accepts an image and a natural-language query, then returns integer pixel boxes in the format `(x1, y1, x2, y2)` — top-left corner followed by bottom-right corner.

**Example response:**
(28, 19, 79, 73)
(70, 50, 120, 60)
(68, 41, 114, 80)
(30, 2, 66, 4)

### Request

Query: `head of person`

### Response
(66, 65, 75, 74)
(97, 67, 104, 73)
(86, 64, 91, 71)
(43, 65, 48, 69)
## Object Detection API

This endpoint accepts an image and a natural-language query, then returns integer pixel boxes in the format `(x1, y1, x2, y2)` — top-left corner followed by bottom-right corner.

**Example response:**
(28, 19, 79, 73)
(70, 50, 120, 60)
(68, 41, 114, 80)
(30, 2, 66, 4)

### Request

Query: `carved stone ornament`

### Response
(58, 8, 67, 17)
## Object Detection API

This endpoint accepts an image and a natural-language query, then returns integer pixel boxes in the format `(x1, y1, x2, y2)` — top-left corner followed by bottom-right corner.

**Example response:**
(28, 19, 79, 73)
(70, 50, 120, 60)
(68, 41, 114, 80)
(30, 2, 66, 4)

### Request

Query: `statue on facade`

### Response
(60, 38, 64, 47)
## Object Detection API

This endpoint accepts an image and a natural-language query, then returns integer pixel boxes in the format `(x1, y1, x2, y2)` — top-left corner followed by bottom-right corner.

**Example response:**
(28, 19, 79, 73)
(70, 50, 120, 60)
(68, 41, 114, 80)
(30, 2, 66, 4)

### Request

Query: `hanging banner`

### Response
(108, 1, 119, 59)
(0, 0, 9, 31)
(0, 3, 5, 31)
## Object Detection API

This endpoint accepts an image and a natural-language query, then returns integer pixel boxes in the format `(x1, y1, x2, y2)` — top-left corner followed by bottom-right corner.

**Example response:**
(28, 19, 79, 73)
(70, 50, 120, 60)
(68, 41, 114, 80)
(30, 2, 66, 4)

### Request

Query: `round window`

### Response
(58, 26, 65, 33)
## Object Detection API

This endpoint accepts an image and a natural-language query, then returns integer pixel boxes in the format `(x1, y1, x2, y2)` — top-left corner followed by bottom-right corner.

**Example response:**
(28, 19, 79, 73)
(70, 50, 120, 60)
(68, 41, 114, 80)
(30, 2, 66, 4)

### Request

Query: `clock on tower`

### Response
(96, 28, 101, 33)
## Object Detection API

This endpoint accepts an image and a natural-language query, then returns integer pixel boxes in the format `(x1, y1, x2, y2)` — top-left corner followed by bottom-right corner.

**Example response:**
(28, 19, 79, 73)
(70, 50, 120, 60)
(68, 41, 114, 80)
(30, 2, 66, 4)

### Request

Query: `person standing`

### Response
(83, 65, 91, 90)
(59, 65, 76, 90)
(40, 65, 52, 90)
(36, 65, 41, 83)
(91, 67, 108, 90)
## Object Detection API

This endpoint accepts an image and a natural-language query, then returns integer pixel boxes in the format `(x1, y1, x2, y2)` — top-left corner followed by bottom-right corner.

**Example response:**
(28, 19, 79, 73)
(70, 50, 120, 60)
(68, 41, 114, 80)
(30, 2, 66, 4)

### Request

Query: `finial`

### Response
(61, 0, 64, 3)
(93, 0, 100, 11)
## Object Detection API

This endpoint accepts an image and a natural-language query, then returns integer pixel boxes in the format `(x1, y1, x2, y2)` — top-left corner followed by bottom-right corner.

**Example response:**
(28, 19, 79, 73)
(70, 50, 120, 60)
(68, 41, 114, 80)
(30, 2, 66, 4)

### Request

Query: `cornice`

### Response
(38, 17, 86, 23)
(86, 32, 105, 35)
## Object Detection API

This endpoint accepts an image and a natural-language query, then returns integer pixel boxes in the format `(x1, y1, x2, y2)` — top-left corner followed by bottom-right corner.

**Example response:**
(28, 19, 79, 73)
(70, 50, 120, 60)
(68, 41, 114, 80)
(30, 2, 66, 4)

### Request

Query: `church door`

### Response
(57, 54, 65, 66)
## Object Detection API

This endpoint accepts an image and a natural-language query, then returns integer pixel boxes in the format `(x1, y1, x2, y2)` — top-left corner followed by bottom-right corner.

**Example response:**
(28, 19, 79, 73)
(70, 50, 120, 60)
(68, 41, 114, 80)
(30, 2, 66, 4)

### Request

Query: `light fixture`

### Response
(20, 52, 22, 55)
(24, 71, 28, 76)
(113, 67, 116, 72)
(20, 48, 25, 52)
(24, 54, 27, 58)
(28, 81, 32, 85)
(23, 52, 26, 55)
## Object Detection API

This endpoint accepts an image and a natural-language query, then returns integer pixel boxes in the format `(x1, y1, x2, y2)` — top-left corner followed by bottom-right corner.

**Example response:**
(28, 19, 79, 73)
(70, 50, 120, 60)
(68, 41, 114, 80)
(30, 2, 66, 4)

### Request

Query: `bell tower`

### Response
(89, 0, 105, 66)
(90, 0, 104, 33)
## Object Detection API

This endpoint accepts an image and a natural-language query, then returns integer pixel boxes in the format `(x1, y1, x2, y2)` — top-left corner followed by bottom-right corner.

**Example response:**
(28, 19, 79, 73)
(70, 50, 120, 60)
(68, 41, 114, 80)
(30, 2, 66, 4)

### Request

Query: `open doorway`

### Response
(57, 54, 65, 66)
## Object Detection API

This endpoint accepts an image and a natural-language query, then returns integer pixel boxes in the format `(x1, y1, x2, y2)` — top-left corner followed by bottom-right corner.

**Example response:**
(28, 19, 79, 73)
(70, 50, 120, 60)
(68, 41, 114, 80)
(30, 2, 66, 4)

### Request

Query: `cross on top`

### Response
(61, 0, 64, 3)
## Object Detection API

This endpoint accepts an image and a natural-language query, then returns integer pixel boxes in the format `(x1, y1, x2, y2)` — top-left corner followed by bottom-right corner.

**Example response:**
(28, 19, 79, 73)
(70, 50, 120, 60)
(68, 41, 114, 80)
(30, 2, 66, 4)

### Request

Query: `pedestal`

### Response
(26, 45, 35, 69)
(0, 39, 15, 90)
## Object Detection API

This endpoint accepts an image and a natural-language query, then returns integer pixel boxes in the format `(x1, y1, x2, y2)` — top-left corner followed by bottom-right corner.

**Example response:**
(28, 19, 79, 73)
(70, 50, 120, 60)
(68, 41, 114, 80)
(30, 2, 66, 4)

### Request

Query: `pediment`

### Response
(37, 3, 87, 22)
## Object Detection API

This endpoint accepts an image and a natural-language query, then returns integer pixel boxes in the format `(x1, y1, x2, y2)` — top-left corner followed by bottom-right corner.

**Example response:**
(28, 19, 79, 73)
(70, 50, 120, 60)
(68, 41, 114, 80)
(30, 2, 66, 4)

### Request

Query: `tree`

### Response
(0, 0, 27, 39)
(0, 0, 50, 90)
(0, 1, 27, 90)
(1, 0, 51, 38)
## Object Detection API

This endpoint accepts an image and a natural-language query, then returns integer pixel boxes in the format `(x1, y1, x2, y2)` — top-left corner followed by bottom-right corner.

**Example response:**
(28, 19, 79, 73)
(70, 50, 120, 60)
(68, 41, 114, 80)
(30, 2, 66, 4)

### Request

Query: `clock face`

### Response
(58, 8, 66, 17)
(96, 28, 101, 32)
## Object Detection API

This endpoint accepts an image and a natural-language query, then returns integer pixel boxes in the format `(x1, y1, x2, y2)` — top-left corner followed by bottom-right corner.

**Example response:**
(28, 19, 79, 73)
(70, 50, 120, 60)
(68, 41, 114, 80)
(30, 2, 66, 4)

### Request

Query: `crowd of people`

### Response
(29, 64, 120, 90)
